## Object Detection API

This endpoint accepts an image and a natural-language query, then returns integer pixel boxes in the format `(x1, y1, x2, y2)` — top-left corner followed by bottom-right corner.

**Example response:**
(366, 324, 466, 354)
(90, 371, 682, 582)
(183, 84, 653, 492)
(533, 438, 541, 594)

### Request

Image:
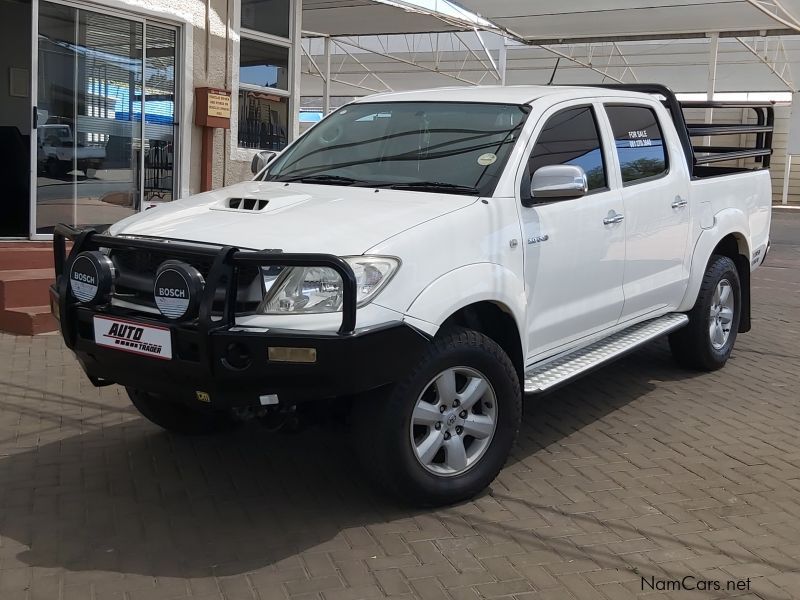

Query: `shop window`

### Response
(238, 1, 291, 150)
(238, 91, 289, 150)
(241, 0, 290, 39)
(240, 39, 289, 91)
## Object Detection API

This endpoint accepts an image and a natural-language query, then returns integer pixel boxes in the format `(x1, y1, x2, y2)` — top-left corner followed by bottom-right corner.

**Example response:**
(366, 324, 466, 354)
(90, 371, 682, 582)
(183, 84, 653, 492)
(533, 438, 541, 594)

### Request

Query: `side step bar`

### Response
(523, 313, 689, 394)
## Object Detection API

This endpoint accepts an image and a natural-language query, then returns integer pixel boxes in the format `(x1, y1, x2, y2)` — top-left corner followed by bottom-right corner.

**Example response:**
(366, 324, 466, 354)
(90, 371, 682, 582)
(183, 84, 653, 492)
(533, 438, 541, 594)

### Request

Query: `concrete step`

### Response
(0, 247, 54, 270)
(0, 269, 55, 310)
(0, 305, 57, 336)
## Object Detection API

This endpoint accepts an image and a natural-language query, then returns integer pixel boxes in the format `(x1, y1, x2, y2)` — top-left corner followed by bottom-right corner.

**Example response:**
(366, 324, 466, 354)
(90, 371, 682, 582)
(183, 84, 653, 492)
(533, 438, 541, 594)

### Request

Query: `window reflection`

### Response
(238, 91, 289, 150)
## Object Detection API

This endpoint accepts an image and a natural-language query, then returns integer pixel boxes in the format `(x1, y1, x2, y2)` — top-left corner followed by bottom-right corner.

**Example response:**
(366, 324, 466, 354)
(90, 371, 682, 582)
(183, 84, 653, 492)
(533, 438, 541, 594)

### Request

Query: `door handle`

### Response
(671, 197, 688, 209)
(603, 213, 624, 225)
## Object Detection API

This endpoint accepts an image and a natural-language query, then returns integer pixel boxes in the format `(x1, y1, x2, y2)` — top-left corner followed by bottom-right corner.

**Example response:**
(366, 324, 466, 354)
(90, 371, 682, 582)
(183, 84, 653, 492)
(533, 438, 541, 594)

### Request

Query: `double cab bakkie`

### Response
(52, 84, 772, 506)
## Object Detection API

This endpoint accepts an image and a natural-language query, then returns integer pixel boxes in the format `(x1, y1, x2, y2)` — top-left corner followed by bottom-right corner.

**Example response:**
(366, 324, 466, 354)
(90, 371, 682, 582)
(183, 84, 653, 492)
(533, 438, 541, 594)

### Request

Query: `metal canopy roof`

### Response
(301, 32, 799, 96)
(453, 0, 800, 43)
(302, 0, 470, 37)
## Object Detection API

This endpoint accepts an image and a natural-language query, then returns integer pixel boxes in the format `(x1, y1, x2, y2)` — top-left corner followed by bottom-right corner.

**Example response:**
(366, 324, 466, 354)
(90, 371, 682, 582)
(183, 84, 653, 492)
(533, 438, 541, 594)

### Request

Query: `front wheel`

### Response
(127, 388, 237, 435)
(353, 328, 521, 506)
(669, 254, 741, 371)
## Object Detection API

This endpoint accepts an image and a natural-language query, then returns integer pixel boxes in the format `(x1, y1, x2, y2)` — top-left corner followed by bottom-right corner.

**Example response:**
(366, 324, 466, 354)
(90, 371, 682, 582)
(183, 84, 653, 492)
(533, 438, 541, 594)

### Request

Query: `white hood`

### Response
(111, 181, 476, 255)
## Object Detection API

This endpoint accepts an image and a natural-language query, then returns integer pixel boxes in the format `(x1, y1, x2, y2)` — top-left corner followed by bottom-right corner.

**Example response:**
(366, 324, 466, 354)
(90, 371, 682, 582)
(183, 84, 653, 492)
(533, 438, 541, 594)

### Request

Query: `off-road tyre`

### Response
(669, 254, 741, 371)
(353, 328, 521, 507)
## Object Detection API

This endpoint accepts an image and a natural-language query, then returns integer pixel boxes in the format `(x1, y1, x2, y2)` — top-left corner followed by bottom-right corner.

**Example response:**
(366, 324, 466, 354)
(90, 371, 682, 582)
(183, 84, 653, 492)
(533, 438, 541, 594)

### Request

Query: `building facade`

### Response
(0, 0, 301, 239)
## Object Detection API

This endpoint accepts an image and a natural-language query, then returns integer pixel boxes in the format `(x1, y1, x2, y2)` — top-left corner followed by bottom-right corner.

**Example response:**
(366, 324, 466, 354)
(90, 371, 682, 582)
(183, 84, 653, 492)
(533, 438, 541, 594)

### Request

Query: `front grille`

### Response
(113, 248, 215, 279)
(110, 248, 265, 313)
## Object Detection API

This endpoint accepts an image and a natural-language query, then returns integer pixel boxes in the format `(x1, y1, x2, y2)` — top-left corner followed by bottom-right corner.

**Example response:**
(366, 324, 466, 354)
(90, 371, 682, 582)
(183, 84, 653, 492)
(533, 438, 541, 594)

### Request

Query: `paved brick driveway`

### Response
(1, 211, 799, 600)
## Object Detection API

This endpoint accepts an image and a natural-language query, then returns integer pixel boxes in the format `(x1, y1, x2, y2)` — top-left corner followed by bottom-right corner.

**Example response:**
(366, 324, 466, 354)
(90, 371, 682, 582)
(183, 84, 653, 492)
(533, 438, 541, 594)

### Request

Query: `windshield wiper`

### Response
(377, 181, 480, 195)
(281, 174, 366, 186)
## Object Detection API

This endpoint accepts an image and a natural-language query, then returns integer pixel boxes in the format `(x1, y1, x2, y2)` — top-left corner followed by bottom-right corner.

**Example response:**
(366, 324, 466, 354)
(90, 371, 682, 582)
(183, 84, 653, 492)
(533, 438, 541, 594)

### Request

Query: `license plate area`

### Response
(93, 315, 173, 360)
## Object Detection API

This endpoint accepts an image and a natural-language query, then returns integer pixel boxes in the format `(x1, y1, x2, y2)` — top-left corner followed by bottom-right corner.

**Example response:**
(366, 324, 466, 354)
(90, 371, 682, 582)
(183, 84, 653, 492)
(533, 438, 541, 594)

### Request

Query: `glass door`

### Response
(33, 1, 178, 235)
(143, 24, 178, 205)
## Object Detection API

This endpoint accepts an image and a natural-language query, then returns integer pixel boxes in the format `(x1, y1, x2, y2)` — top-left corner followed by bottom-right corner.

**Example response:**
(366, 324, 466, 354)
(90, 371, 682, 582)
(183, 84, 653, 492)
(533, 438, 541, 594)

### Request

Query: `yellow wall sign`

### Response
(207, 93, 231, 119)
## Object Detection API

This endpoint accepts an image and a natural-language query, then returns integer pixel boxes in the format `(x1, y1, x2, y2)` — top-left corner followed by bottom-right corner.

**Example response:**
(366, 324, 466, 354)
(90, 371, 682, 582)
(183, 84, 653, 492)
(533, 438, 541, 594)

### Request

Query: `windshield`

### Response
(262, 101, 530, 196)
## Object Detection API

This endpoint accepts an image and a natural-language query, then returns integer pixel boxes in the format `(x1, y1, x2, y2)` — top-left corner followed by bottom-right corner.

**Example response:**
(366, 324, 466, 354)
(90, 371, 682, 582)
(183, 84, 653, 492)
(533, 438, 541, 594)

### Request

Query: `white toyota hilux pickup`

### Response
(52, 84, 772, 505)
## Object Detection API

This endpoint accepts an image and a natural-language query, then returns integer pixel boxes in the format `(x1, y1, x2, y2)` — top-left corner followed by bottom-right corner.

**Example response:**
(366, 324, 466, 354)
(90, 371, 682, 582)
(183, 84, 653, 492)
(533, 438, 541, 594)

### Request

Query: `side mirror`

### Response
(250, 150, 279, 175)
(524, 164, 588, 206)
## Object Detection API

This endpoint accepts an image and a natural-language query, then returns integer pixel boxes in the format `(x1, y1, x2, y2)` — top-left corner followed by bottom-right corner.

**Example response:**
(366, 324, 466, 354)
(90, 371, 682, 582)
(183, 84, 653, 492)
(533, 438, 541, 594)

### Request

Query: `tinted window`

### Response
(606, 105, 668, 184)
(241, 0, 290, 38)
(528, 106, 606, 192)
(239, 39, 289, 90)
(264, 102, 530, 197)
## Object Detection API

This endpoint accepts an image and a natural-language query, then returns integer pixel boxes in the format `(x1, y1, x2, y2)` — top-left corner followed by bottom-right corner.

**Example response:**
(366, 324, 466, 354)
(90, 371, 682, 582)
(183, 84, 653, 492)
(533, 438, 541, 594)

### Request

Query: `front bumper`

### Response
(52, 226, 431, 409)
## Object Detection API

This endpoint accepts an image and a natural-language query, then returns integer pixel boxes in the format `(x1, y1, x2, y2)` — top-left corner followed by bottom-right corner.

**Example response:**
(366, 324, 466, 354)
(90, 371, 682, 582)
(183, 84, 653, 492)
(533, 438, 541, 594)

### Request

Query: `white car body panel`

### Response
(107, 85, 772, 365)
(605, 97, 692, 321)
(110, 180, 475, 256)
(678, 170, 772, 311)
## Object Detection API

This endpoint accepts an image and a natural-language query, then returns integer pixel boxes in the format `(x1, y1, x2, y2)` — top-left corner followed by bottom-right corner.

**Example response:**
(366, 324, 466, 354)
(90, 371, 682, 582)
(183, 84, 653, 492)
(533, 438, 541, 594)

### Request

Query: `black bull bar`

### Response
(53, 223, 358, 343)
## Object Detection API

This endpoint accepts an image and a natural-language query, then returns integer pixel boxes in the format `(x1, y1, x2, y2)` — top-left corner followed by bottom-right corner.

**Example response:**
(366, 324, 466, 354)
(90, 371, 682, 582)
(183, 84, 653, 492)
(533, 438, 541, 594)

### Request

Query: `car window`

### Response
(527, 105, 607, 193)
(605, 105, 668, 184)
(264, 101, 530, 197)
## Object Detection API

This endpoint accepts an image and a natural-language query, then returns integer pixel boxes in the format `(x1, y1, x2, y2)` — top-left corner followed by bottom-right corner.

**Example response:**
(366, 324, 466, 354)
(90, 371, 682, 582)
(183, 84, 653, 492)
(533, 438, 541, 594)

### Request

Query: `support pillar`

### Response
(498, 39, 508, 86)
(201, 127, 213, 192)
(782, 156, 792, 205)
(706, 32, 719, 136)
(323, 36, 332, 115)
(290, 0, 303, 141)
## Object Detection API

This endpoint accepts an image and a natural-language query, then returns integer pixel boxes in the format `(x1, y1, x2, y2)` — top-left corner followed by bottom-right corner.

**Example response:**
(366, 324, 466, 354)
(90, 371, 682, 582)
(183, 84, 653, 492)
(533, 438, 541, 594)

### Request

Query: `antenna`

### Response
(547, 58, 560, 85)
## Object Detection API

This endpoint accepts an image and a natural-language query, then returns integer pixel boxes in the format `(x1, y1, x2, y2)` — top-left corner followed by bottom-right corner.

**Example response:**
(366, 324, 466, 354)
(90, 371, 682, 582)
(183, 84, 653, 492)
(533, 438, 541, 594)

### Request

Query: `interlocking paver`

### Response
(1, 212, 799, 600)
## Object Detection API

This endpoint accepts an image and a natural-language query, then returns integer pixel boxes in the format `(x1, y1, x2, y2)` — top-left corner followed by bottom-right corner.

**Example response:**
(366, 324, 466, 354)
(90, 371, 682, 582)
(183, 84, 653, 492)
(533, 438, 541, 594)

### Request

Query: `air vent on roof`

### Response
(227, 197, 269, 210)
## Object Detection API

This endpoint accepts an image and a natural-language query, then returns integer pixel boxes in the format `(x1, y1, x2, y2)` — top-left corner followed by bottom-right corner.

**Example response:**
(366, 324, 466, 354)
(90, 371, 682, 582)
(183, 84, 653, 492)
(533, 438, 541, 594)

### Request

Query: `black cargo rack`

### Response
(589, 84, 774, 176)
(681, 100, 774, 168)
(52, 224, 359, 348)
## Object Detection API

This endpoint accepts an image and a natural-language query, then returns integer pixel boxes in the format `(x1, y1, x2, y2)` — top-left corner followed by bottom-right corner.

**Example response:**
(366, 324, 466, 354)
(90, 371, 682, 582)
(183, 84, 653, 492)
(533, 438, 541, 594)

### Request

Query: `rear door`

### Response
(600, 102, 691, 321)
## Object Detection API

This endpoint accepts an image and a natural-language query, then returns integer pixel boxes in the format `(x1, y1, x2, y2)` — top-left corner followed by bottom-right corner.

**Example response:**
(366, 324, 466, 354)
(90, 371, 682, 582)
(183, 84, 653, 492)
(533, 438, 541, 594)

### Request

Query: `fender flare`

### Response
(404, 263, 527, 354)
(679, 209, 752, 328)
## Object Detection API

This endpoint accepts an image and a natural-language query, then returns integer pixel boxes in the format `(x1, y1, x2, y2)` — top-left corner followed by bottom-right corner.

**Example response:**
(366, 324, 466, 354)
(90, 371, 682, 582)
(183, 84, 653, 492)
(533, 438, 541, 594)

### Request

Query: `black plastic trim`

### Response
(53, 291, 431, 406)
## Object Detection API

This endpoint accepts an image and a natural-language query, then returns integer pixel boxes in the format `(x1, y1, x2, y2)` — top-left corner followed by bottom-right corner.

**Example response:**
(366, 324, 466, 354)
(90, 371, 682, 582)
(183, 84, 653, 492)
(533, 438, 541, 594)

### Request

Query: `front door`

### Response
(519, 102, 627, 361)
(32, 1, 179, 236)
(601, 102, 691, 321)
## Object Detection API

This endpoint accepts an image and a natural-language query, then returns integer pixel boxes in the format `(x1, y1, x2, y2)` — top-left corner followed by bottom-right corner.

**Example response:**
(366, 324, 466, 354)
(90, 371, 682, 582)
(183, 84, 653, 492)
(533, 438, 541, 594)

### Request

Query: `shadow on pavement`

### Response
(0, 340, 702, 578)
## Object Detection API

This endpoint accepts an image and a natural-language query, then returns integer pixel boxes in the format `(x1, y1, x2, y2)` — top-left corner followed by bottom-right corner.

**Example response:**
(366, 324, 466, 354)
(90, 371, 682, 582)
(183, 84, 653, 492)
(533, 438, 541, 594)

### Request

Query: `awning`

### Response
(302, 0, 471, 37)
(453, 0, 800, 43)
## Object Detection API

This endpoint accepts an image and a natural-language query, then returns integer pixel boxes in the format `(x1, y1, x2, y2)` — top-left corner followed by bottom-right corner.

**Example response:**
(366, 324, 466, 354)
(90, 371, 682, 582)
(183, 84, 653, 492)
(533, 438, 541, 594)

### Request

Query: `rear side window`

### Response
(606, 105, 668, 184)
(528, 106, 607, 192)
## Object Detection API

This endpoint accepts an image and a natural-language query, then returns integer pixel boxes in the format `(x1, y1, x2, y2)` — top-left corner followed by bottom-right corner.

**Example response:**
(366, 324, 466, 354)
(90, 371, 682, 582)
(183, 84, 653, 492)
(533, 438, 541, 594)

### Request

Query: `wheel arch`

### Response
(403, 263, 527, 375)
(681, 228, 752, 333)
(440, 301, 525, 381)
(710, 232, 752, 333)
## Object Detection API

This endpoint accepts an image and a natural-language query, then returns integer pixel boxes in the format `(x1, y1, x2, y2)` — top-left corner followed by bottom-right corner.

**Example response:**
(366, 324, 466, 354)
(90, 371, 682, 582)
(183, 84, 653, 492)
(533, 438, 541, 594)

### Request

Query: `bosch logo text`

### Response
(158, 288, 187, 298)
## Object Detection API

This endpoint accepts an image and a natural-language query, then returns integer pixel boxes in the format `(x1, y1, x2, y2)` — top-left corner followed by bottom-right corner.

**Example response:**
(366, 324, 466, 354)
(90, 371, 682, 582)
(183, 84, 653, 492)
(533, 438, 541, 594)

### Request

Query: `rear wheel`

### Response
(353, 328, 521, 506)
(127, 388, 237, 435)
(669, 255, 741, 371)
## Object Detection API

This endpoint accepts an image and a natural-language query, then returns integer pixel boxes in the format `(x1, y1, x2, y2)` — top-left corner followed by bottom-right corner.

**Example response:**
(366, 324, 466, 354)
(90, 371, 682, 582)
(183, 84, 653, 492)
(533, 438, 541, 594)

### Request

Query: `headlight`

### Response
(258, 256, 400, 314)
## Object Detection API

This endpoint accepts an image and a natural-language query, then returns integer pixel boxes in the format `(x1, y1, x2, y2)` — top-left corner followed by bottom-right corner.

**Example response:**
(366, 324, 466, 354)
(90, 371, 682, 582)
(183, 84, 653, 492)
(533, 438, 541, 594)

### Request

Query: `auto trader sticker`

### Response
(93, 316, 173, 360)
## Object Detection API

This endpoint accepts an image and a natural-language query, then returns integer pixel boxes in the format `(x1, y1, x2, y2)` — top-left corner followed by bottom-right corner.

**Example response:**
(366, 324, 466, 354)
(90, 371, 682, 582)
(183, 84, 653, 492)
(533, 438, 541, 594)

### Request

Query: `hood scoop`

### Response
(208, 190, 312, 214)
(226, 197, 269, 211)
